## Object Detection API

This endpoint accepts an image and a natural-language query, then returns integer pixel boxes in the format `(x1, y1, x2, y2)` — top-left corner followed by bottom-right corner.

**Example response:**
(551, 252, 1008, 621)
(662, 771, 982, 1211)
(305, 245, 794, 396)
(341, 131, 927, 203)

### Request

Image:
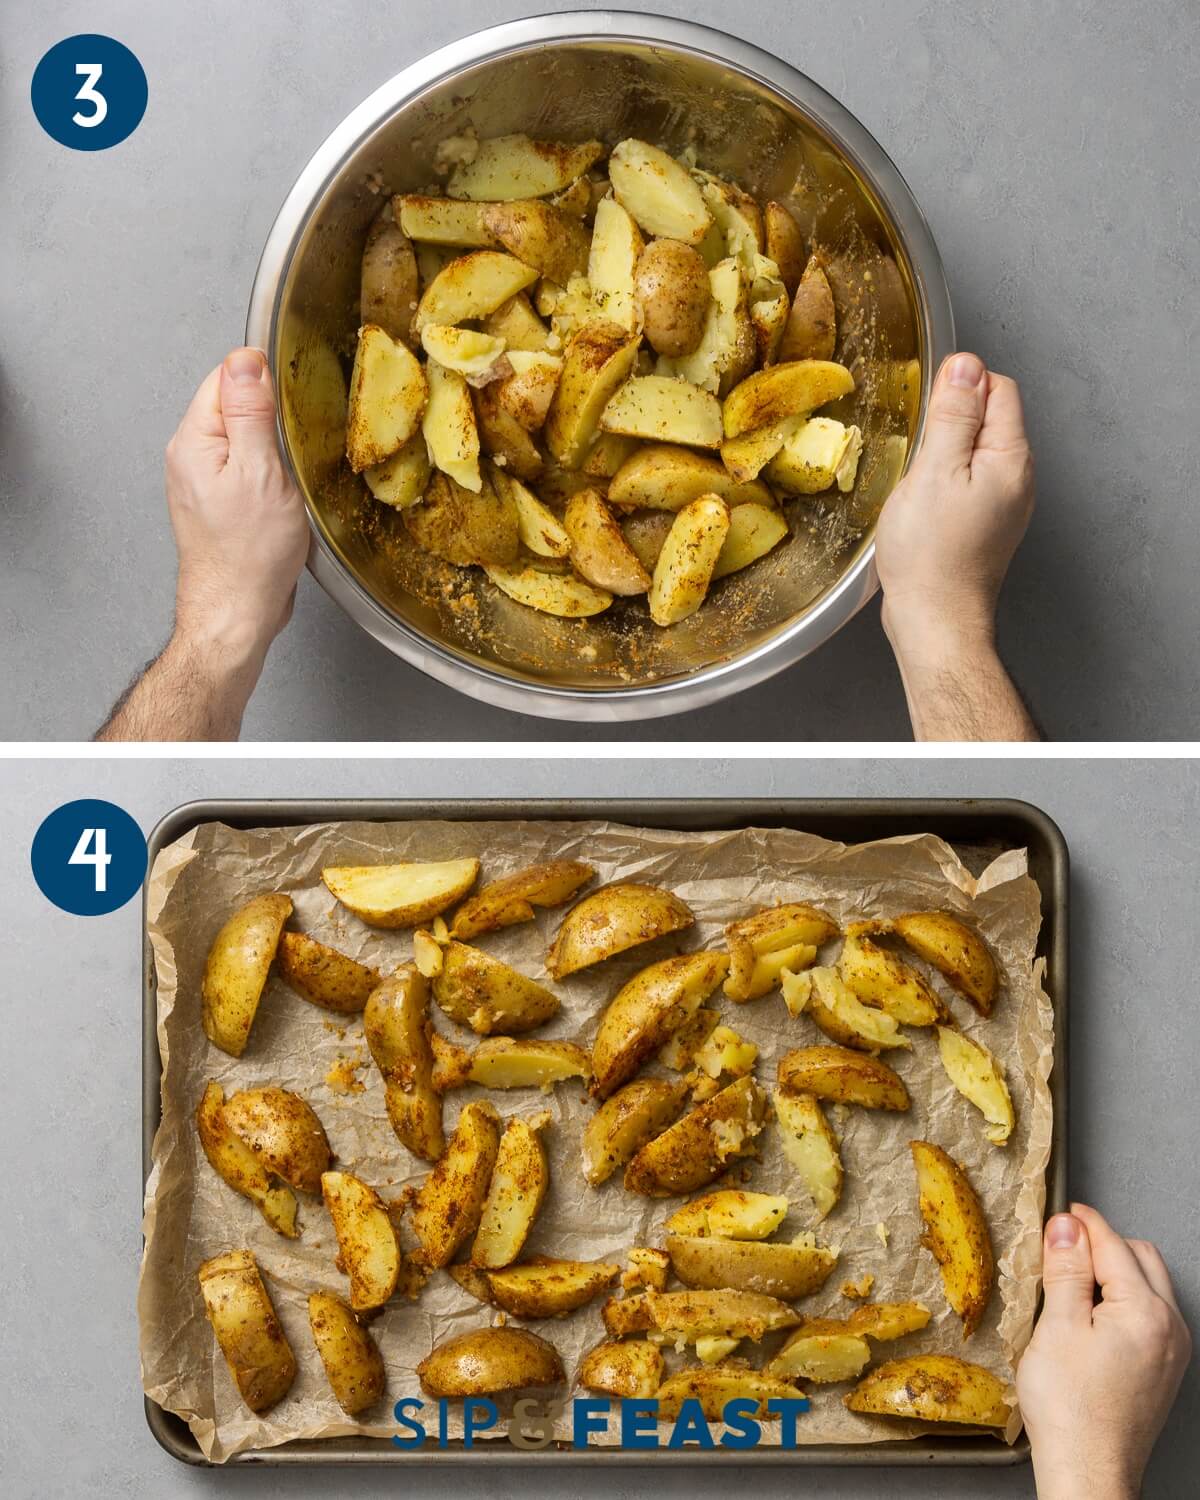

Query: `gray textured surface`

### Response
(2, 1, 1198, 741)
(1, 756, 1197, 1497)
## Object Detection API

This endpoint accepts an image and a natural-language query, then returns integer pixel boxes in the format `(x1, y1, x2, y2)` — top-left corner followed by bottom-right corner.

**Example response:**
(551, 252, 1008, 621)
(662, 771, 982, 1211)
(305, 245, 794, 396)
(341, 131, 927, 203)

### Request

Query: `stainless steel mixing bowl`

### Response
(247, 11, 954, 722)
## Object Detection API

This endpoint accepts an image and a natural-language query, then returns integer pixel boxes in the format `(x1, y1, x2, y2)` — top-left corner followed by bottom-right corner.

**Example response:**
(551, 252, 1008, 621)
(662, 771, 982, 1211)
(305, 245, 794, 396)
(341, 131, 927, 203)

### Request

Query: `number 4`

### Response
(70, 827, 112, 892)
(73, 62, 108, 128)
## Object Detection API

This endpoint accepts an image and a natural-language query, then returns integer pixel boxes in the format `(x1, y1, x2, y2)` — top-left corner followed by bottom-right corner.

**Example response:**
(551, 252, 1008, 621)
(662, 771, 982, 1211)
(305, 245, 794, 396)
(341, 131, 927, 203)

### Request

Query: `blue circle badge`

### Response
(31, 799, 148, 916)
(31, 35, 148, 151)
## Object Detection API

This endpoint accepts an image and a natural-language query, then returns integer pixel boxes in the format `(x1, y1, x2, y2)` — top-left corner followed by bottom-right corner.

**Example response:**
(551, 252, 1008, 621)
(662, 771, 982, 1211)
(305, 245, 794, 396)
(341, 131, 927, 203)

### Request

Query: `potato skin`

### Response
(432, 940, 559, 1035)
(482, 199, 590, 286)
(666, 1233, 838, 1301)
(578, 1339, 663, 1398)
(321, 1170, 403, 1312)
(547, 881, 694, 979)
(844, 1354, 1010, 1427)
(581, 1078, 689, 1184)
(471, 1117, 549, 1269)
(450, 860, 595, 939)
(480, 1257, 621, 1317)
(201, 893, 293, 1057)
(624, 1075, 766, 1196)
(198, 1250, 297, 1413)
(308, 1291, 386, 1415)
(361, 202, 419, 348)
(764, 202, 806, 296)
(411, 1100, 501, 1267)
(404, 471, 520, 567)
(221, 1087, 332, 1194)
(911, 1140, 995, 1337)
(655, 1366, 806, 1421)
(196, 1080, 299, 1238)
(417, 1326, 565, 1396)
(635, 240, 711, 357)
(838, 932, 946, 1026)
(363, 966, 444, 1161)
(778, 257, 836, 362)
(778, 1045, 910, 1111)
(893, 912, 999, 1017)
(277, 931, 380, 1014)
(564, 489, 652, 596)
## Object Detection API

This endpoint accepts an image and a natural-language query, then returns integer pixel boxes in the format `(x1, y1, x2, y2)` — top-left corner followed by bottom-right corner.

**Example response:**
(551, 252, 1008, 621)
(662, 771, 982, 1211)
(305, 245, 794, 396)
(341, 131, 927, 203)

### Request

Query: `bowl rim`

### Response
(246, 10, 955, 723)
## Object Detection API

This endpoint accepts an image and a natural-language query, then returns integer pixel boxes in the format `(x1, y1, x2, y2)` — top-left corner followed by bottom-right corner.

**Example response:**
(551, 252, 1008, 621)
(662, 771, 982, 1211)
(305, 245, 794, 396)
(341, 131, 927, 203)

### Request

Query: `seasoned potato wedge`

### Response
(591, 951, 729, 1100)
(711, 501, 789, 580)
(420, 324, 506, 381)
(346, 325, 428, 472)
(635, 240, 711, 358)
(450, 859, 594, 940)
(719, 416, 802, 484)
(648, 495, 730, 627)
(485, 561, 613, 617)
(725, 903, 839, 1002)
(658, 257, 753, 396)
(395, 193, 490, 247)
(201, 892, 292, 1057)
(498, 473, 571, 557)
(778, 1045, 910, 1111)
(656, 1365, 807, 1421)
(308, 1291, 386, 1415)
(448, 135, 605, 201)
(765, 416, 862, 496)
(843, 1300, 932, 1341)
(893, 912, 999, 1016)
(778, 258, 836, 362)
(411, 1101, 501, 1268)
(277, 930, 379, 1014)
(582, 1077, 689, 1185)
(609, 442, 773, 511)
(602, 1292, 655, 1336)
(419, 1325, 565, 1396)
(601, 375, 723, 449)
(751, 286, 790, 368)
(578, 1338, 664, 1398)
(422, 359, 482, 491)
(482, 198, 590, 286)
(937, 1026, 1015, 1145)
(647, 1288, 801, 1341)
(463, 1037, 591, 1090)
(492, 351, 563, 430)
(548, 881, 695, 979)
(196, 1081, 299, 1237)
(221, 1086, 331, 1195)
(473, 382, 544, 480)
(658, 1004, 720, 1070)
(483, 292, 553, 352)
(624, 1075, 766, 1196)
(666, 1233, 838, 1301)
(694, 171, 763, 269)
(722, 359, 855, 439)
(839, 931, 946, 1026)
(782, 966, 912, 1053)
(322, 858, 479, 929)
(431, 939, 559, 1035)
(544, 320, 641, 468)
(764, 202, 806, 295)
(364, 431, 431, 510)
(360, 203, 419, 347)
(321, 1170, 402, 1311)
(471, 1115, 550, 1268)
(586, 195, 644, 332)
(407, 470, 520, 565)
(363, 965, 444, 1161)
(608, 139, 712, 244)
(665, 1189, 788, 1240)
(768, 1331, 870, 1383)
(911, 1140, 995, 1337)
(414, 251, 538, 333)
(624, 1246, 671, 1292)
(773, 1090, 843, 1219)
(199, 1250, 297, 1413)
(476, 1257, 621, 1318)
(845, 1354, 1010, 1427)
(565, 489, 652, 594)
(615, 511, 670, 575)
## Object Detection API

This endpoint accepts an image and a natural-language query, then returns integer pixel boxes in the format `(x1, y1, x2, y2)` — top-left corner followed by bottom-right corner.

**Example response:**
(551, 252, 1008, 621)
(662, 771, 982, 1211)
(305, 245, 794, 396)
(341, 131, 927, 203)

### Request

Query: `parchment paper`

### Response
(139, 817, 1054, 1462)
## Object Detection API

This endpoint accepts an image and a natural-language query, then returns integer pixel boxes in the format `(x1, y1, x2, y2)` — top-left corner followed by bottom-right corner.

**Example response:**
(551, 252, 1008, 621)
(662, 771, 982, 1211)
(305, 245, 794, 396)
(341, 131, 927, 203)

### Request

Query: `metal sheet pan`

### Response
(141, 798, 1069, 1468)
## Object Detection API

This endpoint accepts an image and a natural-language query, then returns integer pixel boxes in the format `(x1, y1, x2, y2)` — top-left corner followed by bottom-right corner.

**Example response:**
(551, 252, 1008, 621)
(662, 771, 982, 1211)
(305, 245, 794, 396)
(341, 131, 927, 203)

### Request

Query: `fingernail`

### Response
(947, 353, 985, 389)
(1047, 1213, 1081, 1248)
(225, 348, 265, 383)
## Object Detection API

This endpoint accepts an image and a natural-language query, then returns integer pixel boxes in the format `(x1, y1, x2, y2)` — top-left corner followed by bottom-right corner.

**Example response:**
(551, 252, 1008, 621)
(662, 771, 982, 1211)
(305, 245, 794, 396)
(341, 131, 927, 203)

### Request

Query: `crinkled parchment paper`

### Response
(139, 817, 1054, 1462)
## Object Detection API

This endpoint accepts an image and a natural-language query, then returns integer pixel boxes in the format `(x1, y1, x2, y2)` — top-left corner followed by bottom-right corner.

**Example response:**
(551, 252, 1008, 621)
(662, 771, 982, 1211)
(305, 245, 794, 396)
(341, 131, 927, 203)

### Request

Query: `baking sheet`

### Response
(139, 816, 1054, 1463)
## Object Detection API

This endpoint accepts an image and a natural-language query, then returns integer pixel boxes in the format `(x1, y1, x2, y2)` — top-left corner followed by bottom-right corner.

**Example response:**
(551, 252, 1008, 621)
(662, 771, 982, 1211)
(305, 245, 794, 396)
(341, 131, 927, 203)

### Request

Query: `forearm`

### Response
(1031, 1449, 1140, 1500)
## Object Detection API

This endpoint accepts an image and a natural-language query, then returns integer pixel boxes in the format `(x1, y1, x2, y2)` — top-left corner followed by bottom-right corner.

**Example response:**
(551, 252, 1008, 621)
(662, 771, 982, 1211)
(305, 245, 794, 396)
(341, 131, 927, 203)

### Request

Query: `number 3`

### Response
(69, 827, 112, 892)
(72, 62, 108, 127)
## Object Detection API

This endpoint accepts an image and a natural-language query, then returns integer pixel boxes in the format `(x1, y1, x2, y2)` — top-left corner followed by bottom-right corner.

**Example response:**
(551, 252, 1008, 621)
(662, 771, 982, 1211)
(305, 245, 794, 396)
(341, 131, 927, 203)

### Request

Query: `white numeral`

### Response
(69, 827, 112, 891)
(73, 62, 108, 128)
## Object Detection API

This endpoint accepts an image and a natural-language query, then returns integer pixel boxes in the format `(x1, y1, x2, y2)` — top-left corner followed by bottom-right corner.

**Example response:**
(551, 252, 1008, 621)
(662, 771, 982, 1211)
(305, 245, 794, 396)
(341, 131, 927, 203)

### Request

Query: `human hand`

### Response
(1017, 1203, 1191, 1500)
(165, 347, 309, 669)
(875, 351, 1034, 654)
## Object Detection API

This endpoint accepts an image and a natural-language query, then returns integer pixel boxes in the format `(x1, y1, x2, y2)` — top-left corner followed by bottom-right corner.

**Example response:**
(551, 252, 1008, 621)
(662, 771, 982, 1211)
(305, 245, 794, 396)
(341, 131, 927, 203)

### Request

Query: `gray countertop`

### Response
(3, 1, 1198, 741)
(2, 756, 1197, 1496)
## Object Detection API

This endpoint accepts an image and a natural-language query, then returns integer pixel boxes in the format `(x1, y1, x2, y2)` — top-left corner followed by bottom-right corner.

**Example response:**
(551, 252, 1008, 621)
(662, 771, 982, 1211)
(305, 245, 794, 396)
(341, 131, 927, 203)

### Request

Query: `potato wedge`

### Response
(406, 470, 521, 565)
(321, 1170, 402, 1310)
(414, 251, 538, 334)
(418, 1325, 565, 1396)
(777, 1045, 910, 1111)
(751, 287, 790, 367)
(360, 203, 419, 347)
(844, 1301, 932, 1341)
(722, 359, 855, 439)
(601, 375, 723, 449)
(411, 1101, 501, 1268)
(719, 416, 803, 485)
(710, 501, 789, 580)
(590, 950, 729, 1100)
(587, 195, 644, 332)
(773, 1091, 843, 1219)
(198, 1250, 297, 1413)
(473, 384, 544, 479)
(422, 359, 482, 491)
(658, 257, 753, 396)
(364, 431, 432, 510)
(431, 939, 559, 1035)
(450, 859, 594, 939)
(665, 1190, 789, 1241)
(624, 1246, 671, 1293)
(778, 258, 836, 362)
(608, 139, 712, 244)
(583, 430, 639, 478)
(420, 324, 506, 381)
(602, 1292, 656, 1336)
(582, 1078, 689, 1185)
(346, 325, 428, 472)
(496, 473, 571, 557)
(764, 202, 806, 296)
(484, 561, 613, 617)
(322, 858, 479, 929)
(765, 416, 861, 496)
(482, 199, 590, 286)
(565, 489, 652, 595)
(725, 903, 839, 1002)
(544, 320, 641, 468)
(548, 881, 695, 979)
(655, 1365, 807, 1422)
(471, 1115, 550, 1268)
(648, 495, 730, 626)
(844, 1354, 1010, 1427)
(782, 966, 912, 1053)
(483, 292, 552, 352)
(666, 1233, 837, 1301)
(308, 1291, 386, 1415)
(937, 1027, 1015, 1145)
(464, 1037, 591, 1090)
(634, 239, 710, 357)
(395, 193, 491, 247)
(624, 1075, 766, 1196)
(768, 1331, 870, 1383)
(839, 931, 946, 1026)
(647, 1288, 801, 1341)
(551, 174, 593, 217)
(694, 171, 764, 271)
(221, 1087, 331, 1195)
(690, 1024, 758, 1092)
(493, 351, 563, 430)
(277, 930, 379, 1014)
(363, 965, 444, 1161)
(911, 1140, 995, 1337)
(448, 135, 605, 201)
(201, 893, 292, 1057)
(196, 1081, 299, 1237)
(657, 1004, 720, 1070)
(609, 442, 773, 511)
(892, 912, 999, 1017)
(479, 1257, 621, 1318)
(578, 1339, 663, 1398)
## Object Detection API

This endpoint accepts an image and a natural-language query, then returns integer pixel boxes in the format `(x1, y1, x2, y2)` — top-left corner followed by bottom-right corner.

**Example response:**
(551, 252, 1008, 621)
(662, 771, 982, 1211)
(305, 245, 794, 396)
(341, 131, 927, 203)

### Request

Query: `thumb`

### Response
(917, 352, 988, 472)
(1040, 1212, 1097, 1326)
(218, 348, 279, 463)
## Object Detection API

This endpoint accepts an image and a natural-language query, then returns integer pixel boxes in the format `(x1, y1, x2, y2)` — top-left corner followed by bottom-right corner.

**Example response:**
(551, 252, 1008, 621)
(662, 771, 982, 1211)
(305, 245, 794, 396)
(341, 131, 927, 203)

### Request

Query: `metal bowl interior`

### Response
(263, 17, 949, 717)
